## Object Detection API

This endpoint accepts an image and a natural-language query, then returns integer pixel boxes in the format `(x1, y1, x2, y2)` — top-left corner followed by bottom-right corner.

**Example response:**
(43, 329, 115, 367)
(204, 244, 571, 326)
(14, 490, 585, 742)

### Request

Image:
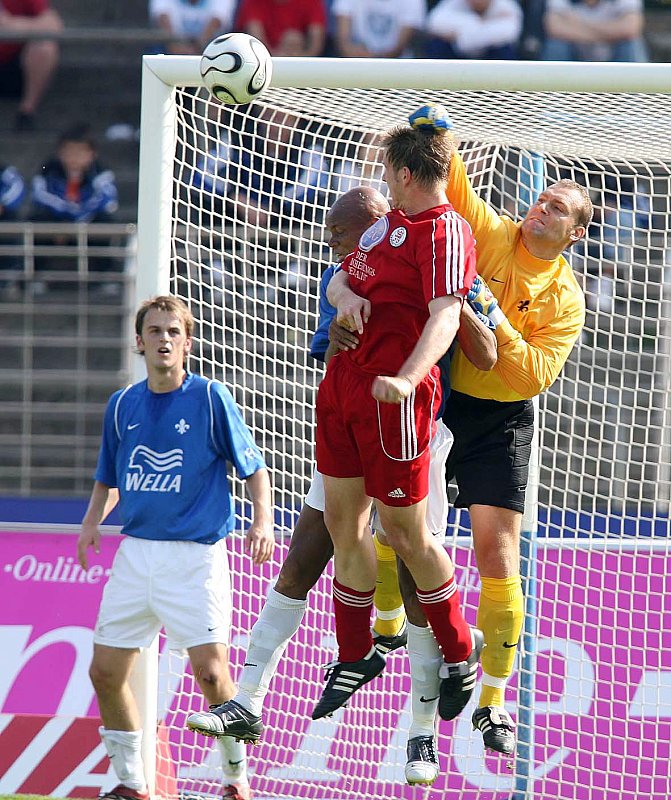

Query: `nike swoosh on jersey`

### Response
(503, 640, 520, 648)
(127, 423, 140, 430)
(490, 277, 505, 283)
(420, 695, 439, 703)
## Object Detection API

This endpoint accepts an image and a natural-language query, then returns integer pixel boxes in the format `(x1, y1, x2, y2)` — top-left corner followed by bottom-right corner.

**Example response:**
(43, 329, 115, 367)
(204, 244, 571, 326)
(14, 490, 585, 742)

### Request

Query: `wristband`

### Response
(489, 306, 506, 327)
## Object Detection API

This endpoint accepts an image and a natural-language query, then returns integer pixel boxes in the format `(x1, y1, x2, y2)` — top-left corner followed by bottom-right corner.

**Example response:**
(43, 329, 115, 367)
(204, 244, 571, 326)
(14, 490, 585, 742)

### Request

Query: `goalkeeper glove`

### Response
(467, 275, 505, 327)
(408, 103, 453, 132)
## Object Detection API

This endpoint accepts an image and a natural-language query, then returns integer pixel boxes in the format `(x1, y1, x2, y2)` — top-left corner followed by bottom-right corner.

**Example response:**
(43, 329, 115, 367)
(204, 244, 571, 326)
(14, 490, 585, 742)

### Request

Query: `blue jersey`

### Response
(95, 373, 266, 544)
(309, 264, 339, 362)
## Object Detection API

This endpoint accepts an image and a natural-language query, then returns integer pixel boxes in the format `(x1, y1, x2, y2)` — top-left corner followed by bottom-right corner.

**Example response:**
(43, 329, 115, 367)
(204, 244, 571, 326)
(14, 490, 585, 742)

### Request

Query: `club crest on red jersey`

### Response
(389, 226, 407, 247)
(358, 215, 389, 252)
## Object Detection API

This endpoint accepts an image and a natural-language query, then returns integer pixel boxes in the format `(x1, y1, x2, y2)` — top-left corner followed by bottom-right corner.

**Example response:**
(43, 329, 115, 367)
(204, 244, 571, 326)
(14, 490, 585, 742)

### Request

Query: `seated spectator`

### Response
(29, 124, 120, 294)
(0, 163, 25, 221)
(0, 163, 26, 287)
(542, 0, 648, 62)
(584, 173, 651, 312)
(149, 0, 235, 55)
(425, 0, 522, 59)
(31, 124, 118, 224)
(193, 109, 331, 227)
(236, 0, 327, 56)
(0, 0, 63, 131)
(332, 0, 426, 58)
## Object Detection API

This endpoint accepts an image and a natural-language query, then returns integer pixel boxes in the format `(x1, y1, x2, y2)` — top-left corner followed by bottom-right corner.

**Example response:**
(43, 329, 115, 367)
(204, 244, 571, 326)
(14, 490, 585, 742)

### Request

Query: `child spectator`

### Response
(29, 124, 120, 294)
(30, 124, 118, 224)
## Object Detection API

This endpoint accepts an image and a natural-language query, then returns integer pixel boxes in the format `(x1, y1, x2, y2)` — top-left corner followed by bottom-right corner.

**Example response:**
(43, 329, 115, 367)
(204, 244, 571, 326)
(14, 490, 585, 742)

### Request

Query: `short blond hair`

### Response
(382, 126, 455, 189)
(135, 295, 195, 339)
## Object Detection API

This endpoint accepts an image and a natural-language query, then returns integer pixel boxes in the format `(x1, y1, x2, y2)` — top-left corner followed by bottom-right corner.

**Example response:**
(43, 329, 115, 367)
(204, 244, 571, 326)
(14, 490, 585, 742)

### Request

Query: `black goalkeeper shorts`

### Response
(442, 390, 534, 513)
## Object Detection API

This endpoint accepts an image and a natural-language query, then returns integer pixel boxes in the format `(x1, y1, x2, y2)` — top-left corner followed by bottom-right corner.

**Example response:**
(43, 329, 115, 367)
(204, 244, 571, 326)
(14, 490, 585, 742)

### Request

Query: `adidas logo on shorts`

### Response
(388, 487, 406, 498)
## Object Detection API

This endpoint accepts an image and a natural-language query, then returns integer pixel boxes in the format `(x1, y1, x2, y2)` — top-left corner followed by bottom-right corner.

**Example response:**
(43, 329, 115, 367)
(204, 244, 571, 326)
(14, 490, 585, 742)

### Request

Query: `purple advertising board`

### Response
(1, 528, 670, 800)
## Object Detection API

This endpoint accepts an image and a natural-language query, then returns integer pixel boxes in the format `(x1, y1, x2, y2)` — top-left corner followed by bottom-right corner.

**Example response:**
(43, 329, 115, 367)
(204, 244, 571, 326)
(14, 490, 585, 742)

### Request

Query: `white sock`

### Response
(99, 727, 147, 792)
(236, 586, 307, 717)
(217, 737, 249, 785)
(407, 623, 443, 739)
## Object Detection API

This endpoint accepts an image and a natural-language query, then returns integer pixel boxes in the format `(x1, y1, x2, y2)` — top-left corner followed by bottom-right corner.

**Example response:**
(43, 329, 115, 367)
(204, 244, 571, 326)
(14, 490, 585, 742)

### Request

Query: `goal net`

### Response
(136, 57, 671, 800)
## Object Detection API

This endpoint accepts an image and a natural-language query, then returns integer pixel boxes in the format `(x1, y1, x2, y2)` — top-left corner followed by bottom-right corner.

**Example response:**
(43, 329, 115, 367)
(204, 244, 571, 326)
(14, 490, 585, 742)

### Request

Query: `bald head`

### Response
(325, 186, 390, 261)
(328, 186, 390, 224)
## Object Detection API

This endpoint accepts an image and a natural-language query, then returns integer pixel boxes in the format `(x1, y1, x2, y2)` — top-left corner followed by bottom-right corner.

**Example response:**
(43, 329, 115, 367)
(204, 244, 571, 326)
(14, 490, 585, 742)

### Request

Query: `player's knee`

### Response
(193, 660, 233, 695)
(89, 659, 124, 694)
(476, 538, 519, 577)
(276, 549, 324, 597)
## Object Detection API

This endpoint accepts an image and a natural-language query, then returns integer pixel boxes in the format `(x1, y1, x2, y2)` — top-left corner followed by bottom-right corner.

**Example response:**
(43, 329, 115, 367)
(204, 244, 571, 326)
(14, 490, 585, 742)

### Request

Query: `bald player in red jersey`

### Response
(312, 117, 484, 723)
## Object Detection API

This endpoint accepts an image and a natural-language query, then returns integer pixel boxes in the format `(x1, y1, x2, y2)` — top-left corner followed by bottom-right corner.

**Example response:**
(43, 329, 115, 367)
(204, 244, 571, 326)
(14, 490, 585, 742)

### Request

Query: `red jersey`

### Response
(235, 0, 326, 51)
(0, 0, 50, 63)
(341, 204, 477, 376)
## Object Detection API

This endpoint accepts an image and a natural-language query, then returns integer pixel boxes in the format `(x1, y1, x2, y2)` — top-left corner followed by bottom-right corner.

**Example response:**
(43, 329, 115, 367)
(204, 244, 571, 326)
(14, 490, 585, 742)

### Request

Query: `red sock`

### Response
(416, 577, 472, 662)
(333, 579, 374, 662)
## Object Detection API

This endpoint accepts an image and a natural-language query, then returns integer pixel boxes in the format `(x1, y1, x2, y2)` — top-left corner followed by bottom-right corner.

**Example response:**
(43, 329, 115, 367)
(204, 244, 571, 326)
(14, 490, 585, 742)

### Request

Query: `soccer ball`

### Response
(200, 32, 273, 105)
(408, 103, 453, 132)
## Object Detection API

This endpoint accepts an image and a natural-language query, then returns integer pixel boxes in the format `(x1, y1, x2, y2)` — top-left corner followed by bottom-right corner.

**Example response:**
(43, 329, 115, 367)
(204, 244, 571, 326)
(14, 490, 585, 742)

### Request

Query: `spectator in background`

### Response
(0, 162, 25, 289)
(542, 0, 648, 61)
(332, 0, 427, 59)
(0, 0, 63, 131)
(0, 163, 25, 221)
(236, 0, 327, 56)
(192, 109, 331, 229)
(29, 124, 120, 294)
(149, 0, 235, 55)
(30, 124, 118, 225)
(425, 0, 522, 59)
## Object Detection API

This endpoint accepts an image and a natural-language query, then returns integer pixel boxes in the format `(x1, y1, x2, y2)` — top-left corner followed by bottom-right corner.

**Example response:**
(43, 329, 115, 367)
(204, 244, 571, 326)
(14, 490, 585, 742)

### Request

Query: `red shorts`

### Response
(316, 354, 441, 506)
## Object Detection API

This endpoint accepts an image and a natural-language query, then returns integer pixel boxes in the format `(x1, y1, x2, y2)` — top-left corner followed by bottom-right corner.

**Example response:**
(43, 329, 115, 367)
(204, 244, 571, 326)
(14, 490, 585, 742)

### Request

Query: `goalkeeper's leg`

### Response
(471, 504, 524, 756)
(371, 527, 407, 647)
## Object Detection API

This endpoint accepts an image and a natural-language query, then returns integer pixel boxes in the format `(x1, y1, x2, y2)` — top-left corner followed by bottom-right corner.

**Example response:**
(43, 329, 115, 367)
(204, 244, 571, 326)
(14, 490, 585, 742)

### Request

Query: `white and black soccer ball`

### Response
(200, 32, 273, 105)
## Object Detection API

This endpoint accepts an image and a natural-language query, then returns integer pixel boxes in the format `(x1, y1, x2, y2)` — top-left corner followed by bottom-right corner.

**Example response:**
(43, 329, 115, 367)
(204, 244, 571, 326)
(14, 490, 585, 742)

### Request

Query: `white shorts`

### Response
(304, 468, 325, 512)
(371, 418, 453, 543)
(93, 536, 232, 651)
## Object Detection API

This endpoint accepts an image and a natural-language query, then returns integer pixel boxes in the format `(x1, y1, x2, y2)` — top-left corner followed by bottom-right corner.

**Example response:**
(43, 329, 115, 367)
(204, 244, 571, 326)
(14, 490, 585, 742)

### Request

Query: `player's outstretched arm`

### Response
(243, 467, 275, 565)
(78, 481, 118, 570)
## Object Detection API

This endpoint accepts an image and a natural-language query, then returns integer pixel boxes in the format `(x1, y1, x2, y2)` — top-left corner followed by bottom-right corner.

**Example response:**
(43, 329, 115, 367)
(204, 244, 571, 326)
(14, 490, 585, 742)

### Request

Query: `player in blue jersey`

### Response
(187, 187, 497, 787)
(78, 295, 274, 800)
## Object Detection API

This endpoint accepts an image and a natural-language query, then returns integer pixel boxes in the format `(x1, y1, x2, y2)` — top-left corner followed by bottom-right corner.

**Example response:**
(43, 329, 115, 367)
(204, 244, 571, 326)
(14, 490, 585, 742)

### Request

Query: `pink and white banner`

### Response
(1, 529, 670, 800)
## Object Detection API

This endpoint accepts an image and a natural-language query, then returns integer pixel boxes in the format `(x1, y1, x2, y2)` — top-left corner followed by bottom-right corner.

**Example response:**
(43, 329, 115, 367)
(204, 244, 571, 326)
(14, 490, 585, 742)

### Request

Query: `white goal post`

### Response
(134, 55, 671, 800)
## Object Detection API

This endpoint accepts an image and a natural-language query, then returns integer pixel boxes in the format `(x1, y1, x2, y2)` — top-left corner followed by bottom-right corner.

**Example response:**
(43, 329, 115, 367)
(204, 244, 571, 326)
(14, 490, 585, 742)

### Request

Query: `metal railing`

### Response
(0, 222, 137, 497)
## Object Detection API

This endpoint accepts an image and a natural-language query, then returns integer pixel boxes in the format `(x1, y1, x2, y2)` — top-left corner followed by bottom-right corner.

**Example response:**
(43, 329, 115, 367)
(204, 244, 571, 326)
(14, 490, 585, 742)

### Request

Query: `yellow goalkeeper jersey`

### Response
(448, 152, 586, 402)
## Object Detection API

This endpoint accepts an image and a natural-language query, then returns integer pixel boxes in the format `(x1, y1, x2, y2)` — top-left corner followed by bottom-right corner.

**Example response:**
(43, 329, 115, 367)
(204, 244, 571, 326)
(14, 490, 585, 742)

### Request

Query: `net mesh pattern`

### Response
(152, 82, 671, 800)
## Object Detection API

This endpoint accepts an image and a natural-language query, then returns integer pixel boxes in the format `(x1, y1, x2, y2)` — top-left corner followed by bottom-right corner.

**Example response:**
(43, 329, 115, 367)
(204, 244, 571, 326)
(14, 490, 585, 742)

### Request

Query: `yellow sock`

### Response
(477, 575, 524, 708)
(372, 531, 405, 636)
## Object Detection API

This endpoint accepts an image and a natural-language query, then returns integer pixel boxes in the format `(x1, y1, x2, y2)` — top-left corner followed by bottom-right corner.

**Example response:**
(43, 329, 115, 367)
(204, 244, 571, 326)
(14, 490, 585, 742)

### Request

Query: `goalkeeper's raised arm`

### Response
(403, 102, 594, 759)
